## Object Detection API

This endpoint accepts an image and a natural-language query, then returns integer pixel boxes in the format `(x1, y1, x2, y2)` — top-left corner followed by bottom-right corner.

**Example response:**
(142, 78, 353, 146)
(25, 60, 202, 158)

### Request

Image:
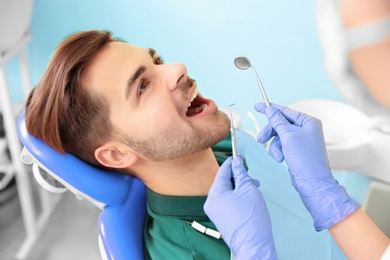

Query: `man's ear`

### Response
(94, 141, 138, 169)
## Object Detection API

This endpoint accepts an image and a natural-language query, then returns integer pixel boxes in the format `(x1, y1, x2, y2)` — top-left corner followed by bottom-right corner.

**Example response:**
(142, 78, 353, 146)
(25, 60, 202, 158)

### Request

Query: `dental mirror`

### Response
(234, 56, 270, 106)
(234, 56, 251, 70)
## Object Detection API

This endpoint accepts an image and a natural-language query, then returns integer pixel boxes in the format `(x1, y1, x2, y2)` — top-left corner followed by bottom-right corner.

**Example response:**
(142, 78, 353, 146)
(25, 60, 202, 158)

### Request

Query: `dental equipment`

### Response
(229, 103, 238, 159)
(234, 56, 270, 106)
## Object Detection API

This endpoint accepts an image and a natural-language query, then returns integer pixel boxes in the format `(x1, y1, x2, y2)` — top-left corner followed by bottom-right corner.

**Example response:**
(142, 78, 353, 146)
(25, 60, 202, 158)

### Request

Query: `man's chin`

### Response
(210, 111, 231, 146)
(214, 127, 230, 145)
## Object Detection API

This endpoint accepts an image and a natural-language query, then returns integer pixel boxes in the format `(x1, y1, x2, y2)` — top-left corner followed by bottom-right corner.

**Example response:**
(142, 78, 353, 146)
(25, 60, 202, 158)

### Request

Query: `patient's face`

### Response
(82, 42, 230, 161)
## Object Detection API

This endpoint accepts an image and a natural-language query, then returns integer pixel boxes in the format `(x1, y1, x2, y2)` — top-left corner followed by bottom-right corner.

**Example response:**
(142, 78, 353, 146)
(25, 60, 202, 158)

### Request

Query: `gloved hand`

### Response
(204, 155, 277, 260)
(255, 102, 360, 231)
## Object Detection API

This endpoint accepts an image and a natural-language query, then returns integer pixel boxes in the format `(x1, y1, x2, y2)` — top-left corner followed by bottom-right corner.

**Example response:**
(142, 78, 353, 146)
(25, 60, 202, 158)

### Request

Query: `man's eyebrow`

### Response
(124, 48, 157, 100)
(125, 65, 146, 100)
(149, 48, 156, 58)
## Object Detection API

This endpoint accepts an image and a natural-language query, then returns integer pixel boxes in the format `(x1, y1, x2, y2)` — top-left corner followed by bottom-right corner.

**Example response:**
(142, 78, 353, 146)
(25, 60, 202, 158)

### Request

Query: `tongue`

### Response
(186, 105, 204, 117)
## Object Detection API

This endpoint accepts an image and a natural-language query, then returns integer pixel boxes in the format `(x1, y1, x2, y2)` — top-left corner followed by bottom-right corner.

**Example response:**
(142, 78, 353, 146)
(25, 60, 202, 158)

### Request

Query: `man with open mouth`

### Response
(25, 30, 235, 259)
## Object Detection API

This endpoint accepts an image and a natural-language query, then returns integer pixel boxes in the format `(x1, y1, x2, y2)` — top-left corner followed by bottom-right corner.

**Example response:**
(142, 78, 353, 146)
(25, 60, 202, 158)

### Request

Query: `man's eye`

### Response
(139, 80, 149, 97)
(154, 56, 164, 65)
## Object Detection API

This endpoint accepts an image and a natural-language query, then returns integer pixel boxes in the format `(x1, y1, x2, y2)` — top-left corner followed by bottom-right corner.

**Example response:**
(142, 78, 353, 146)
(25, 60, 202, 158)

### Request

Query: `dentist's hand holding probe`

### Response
(204, 102, 360, 259)
(204, 155, 278, 260)
(254, 102, 360, 231)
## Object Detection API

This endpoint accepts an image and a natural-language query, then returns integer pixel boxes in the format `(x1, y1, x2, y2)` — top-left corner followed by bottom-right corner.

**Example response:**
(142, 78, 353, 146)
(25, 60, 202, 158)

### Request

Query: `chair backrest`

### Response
(98, 177, 146, 260)
(17, 113, 137, 205)
(17, 113, 146, 259)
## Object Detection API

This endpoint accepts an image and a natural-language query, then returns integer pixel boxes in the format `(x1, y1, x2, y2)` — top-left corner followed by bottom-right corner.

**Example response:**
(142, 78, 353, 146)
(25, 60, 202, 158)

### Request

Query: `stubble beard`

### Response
(121, 109, 231, 162)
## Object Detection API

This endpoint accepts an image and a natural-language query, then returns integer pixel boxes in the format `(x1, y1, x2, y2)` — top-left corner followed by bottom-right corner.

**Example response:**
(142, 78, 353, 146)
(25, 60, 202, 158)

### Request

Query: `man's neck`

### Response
(133, 148, 219, 196)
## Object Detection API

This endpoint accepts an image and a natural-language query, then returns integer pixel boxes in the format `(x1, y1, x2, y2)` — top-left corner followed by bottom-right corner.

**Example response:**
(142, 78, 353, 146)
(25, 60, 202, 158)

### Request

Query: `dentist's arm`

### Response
(204, 156, 278, 260)
(339, 0, 390, 108)
(329, 208, 389, 260)
(255, 102, 389, 260)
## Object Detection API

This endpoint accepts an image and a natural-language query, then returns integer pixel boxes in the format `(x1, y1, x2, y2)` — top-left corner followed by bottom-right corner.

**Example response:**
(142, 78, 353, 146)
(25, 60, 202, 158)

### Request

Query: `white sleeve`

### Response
(381, 244, 390, 260)
(347, 18, 390, 50)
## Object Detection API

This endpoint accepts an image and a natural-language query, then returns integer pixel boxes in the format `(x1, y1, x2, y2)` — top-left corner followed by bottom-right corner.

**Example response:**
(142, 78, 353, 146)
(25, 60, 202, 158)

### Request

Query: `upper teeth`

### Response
(188, 89, 198, 107)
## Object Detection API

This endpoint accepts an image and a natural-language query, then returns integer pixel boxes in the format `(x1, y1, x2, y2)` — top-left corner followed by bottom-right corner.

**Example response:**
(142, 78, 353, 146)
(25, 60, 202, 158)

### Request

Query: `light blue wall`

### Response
(8, 0, 343, 132)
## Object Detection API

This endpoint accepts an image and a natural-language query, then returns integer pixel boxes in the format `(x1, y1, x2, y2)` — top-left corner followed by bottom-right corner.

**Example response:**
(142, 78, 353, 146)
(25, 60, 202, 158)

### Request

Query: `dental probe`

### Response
(234, 56, 270, 106)
(229, 104, 238, 159)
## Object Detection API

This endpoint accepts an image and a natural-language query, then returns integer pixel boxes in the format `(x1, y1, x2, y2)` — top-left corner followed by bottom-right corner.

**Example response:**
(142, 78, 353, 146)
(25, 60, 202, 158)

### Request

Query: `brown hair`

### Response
(25, 30, 122, 167)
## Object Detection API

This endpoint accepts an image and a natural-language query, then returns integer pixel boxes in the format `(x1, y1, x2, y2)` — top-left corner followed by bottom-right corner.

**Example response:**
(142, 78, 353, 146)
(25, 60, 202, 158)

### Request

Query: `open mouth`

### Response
(186, 89, 208, 117)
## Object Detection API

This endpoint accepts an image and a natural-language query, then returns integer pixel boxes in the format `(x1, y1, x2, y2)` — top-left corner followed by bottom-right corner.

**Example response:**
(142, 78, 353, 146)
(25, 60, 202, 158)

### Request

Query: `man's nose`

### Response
(162, 63, 188, 91)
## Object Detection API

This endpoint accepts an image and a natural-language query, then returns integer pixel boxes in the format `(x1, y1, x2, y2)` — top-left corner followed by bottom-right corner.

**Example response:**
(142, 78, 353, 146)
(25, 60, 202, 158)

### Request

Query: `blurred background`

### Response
(5, 0, 340, 132)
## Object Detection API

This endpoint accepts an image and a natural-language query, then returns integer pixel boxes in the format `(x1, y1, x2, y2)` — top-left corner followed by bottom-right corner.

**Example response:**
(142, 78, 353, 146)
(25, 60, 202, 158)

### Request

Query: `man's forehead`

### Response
(86, 42, 147, 71)
(106, 41, 148, 54)
(107, 41, 155, 56)
(81, 42, 155, 91)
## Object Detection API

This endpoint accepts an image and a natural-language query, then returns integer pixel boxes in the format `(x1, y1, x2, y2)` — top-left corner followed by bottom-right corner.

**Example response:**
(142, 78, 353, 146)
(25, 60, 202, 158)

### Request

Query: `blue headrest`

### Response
(17, 113, 136, 205)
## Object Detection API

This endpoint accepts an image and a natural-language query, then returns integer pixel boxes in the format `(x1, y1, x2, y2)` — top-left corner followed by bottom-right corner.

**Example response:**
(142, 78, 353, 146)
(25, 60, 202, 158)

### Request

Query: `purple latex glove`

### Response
(204, 155, 277, 260)
(255, 102, 360, 231)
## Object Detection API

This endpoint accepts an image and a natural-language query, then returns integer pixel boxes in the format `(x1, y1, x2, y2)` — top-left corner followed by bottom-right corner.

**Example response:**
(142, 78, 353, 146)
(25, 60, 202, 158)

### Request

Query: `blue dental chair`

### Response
(17, 113, 146, 260)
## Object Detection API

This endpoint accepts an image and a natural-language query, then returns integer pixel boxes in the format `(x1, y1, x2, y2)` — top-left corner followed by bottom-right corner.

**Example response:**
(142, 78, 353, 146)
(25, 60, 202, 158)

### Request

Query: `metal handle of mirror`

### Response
(234, 56, 270, 106)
